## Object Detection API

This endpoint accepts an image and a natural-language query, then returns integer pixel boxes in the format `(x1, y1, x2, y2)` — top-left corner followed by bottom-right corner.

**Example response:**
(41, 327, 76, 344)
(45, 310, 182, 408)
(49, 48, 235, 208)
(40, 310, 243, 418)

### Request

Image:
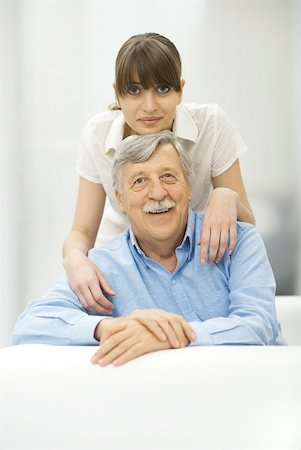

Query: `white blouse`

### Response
(76, 103, 247, 246)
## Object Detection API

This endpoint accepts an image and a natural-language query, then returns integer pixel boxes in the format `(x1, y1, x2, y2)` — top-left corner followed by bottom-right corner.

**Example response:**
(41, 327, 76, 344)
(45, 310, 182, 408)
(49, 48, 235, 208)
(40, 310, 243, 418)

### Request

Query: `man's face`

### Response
(115, 143, 192, 249)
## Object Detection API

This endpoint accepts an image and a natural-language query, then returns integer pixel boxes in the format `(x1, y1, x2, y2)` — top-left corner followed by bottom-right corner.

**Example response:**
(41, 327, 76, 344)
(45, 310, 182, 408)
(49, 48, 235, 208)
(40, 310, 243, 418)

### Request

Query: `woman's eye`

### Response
(128, 86, 141, 95)
(157, 86, 170, 94)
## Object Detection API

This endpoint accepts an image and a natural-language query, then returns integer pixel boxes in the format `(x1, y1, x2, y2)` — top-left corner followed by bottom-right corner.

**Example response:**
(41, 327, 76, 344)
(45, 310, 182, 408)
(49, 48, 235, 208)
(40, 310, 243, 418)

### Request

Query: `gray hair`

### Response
(112, 131, 193, 193)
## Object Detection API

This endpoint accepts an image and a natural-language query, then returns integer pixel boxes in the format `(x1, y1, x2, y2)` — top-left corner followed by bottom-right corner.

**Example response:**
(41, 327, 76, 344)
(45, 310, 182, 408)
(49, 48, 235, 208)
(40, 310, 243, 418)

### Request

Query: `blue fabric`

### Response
(12, 209, 283, 346)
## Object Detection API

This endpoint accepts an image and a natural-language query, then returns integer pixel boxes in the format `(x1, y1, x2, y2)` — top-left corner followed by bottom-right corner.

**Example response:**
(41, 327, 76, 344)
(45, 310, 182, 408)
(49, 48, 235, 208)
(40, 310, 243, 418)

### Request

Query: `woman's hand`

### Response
(64, 249, 115, 314)
(199, 187, 239, 264)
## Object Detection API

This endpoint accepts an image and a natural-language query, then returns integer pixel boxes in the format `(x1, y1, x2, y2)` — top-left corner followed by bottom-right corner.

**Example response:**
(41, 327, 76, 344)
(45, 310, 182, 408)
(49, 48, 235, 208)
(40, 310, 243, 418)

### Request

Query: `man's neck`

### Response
(136, 235, 184, 273)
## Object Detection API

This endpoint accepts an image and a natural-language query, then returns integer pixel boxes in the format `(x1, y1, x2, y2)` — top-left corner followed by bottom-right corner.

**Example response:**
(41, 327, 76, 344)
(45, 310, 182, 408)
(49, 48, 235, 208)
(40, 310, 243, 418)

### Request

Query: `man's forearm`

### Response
(12, 276, 108, 346)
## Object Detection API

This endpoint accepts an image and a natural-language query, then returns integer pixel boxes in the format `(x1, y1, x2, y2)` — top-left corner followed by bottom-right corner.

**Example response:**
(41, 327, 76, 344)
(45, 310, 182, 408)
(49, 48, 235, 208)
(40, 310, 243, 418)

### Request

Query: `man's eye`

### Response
(133, 177, 146, 186)
(128, 86, 141, 95)
(162, 173, 175, 182)
(157, 86, 170, 94)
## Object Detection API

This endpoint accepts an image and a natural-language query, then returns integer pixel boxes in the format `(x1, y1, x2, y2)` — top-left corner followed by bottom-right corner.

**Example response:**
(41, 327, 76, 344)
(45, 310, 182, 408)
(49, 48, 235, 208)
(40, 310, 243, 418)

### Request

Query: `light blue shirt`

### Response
(12, 209, 282, 346)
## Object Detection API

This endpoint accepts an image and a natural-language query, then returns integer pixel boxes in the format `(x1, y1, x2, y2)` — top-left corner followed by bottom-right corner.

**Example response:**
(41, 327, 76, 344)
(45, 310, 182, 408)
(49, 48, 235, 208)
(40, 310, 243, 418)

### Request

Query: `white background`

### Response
(0, 0, 300, 347)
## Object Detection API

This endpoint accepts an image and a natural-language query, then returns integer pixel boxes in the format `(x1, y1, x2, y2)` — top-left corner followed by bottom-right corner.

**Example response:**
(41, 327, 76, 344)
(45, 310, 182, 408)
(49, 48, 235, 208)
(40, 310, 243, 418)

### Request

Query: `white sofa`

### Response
(0, 296, 301, 450)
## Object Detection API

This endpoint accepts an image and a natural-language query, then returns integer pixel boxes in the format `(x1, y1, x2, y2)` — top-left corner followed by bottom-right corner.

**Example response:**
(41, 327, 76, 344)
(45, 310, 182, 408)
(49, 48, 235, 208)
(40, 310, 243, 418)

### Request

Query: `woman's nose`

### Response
(142, 90, 157, 112)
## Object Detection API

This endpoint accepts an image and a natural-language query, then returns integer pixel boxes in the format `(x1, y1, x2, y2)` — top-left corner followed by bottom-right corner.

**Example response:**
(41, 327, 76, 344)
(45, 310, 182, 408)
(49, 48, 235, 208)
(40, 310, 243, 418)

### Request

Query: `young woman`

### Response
(63, 32, 255, 314)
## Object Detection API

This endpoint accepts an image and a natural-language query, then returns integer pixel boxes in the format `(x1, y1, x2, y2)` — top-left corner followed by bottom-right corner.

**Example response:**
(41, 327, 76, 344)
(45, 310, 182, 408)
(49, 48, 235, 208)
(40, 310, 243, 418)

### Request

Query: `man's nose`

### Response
(148, 179, 167, 200)
(142, 90, 158, 112)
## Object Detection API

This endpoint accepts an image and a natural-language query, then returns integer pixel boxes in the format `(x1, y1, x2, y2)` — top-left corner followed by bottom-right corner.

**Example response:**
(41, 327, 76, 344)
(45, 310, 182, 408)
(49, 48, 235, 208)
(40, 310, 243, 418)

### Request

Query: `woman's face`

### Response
(115, 80, 185, 136)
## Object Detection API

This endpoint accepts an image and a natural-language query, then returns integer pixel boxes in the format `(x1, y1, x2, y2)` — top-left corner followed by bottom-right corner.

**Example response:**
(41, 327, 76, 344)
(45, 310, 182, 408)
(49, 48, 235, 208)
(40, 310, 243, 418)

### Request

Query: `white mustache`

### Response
(143, 199, 176, 213)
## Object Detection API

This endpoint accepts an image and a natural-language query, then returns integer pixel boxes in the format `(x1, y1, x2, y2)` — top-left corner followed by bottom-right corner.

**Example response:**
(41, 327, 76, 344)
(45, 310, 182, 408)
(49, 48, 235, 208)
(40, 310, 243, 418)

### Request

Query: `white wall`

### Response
(0, 2, 22, 347)
(294, 0, 301, 293)
(0, 0, 300, 346)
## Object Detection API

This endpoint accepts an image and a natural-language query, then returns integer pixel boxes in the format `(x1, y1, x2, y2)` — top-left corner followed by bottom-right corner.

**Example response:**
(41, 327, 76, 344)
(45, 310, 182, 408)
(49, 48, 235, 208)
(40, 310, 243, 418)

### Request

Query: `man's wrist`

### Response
(94, 320, 107, 341)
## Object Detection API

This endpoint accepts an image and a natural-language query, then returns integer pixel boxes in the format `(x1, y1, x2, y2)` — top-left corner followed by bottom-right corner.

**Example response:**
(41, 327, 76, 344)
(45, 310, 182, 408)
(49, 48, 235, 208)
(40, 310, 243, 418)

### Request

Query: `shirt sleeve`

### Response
(188, 225, 280, 346)
(12, 274, 108, 346)
(211, 105, 248, 177)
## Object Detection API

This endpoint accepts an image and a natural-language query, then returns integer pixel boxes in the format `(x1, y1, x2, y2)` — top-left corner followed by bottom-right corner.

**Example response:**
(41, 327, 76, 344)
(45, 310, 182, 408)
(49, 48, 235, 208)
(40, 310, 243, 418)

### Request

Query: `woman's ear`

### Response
(113, 82, 120, 108)
(178, 79, 186, 104)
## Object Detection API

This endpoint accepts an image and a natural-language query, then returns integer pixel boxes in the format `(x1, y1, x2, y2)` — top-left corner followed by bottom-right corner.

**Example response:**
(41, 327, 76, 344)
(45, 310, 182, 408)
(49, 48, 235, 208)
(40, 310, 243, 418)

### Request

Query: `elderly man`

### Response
(12, 131, 282, 365)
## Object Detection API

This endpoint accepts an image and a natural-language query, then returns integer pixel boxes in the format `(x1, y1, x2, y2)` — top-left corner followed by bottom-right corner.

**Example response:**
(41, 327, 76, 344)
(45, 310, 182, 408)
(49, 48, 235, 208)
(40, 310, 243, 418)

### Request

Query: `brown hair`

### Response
(114, 33, 182, 98)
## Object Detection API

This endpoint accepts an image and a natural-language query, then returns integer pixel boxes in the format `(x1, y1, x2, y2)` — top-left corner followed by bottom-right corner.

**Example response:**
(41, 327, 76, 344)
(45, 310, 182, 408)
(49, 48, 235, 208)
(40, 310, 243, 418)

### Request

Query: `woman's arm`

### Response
(63, 177, 106, 256)
(212, 159, 255, 225)
(199, 159, 255, 264)
(63, 177, 115, 313)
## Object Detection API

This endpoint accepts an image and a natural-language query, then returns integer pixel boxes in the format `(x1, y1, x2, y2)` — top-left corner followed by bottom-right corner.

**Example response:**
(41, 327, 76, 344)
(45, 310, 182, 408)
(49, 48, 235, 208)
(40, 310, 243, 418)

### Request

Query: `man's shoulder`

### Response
(88, 231, 130, 264)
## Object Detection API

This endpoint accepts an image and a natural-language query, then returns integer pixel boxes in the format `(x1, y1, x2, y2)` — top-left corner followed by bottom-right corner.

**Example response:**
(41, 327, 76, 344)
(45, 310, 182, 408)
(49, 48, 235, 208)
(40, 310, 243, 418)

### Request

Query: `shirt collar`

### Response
(104, 104, 198, 155)
(172, 104, 198, 143)
(128, 207, 196, 261)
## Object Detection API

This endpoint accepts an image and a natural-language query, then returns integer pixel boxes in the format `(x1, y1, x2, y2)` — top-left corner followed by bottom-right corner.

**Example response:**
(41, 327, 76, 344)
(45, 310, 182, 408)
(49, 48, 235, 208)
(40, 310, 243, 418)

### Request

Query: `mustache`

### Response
(143, 199, 176, 213)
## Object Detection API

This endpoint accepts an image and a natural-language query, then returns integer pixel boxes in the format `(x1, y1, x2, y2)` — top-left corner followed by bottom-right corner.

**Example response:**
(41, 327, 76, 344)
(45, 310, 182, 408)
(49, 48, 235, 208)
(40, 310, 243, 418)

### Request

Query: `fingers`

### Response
(212, 226, 228, 263)
(179, 318, 197, 343)
(131, 310, 195, 348)
(92, 329, 128, 364)
(92, 321, 168, 367)
(89, 281, 115, 314)
(98, 317, 128, 343)
(156, 319, 180, 348)
(110, 342, 146, 366)
(228, 224, 237, 255)
(206, 226, 220, 264)
(76, 284, 114, 314)
(72, 270, 115, 314)
(167, 317, 196, 347)
(92, 326, 142, 366)
(199, 224, 237, 264)
(134, 318, 167, 342)
(199, 223, 210, 264)
(66, 255, 116, 312)
(91, 313, 197, 367)
(96, 270, 116, 296)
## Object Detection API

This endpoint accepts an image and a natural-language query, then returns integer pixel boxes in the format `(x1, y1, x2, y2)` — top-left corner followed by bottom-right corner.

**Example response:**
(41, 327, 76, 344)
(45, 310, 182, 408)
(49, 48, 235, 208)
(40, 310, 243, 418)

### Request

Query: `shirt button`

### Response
(172, 280, 176, 286)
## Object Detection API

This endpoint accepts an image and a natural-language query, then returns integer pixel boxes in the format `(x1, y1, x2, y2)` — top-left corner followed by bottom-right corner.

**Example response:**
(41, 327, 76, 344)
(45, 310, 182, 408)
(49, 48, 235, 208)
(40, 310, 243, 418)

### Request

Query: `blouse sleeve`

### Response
(211, 105, 248, 177)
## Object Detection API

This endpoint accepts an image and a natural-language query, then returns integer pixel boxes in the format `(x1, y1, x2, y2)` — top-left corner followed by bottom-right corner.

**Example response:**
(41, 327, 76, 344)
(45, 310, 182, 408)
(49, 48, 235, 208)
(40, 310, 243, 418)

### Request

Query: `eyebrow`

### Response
(129, 170, 147, 181)
(129, 167, 178, 180)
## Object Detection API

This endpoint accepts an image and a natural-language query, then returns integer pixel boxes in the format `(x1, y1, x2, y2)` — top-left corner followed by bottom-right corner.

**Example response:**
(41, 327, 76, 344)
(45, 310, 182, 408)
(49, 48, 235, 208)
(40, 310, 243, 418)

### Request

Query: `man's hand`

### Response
(92, 318, 173, 366)
(128, 309, 196, 348)
(92, 310, 195, 366)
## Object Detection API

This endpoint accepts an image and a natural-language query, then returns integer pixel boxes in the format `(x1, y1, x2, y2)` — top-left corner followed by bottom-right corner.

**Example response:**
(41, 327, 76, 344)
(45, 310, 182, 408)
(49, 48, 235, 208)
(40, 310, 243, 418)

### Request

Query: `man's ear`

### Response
(115, 190, 126, 214)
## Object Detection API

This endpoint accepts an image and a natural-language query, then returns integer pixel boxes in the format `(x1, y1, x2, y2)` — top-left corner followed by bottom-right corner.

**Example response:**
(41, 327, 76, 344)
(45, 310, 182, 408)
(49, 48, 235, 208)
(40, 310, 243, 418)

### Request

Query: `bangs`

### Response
(116, 42, 182, 96)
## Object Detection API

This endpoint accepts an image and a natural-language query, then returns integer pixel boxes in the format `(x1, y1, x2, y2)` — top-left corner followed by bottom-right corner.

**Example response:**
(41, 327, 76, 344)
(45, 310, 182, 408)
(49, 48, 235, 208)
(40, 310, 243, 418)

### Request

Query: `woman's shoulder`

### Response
(180, 103, 237, 136)
(181, 103, 226, 119)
